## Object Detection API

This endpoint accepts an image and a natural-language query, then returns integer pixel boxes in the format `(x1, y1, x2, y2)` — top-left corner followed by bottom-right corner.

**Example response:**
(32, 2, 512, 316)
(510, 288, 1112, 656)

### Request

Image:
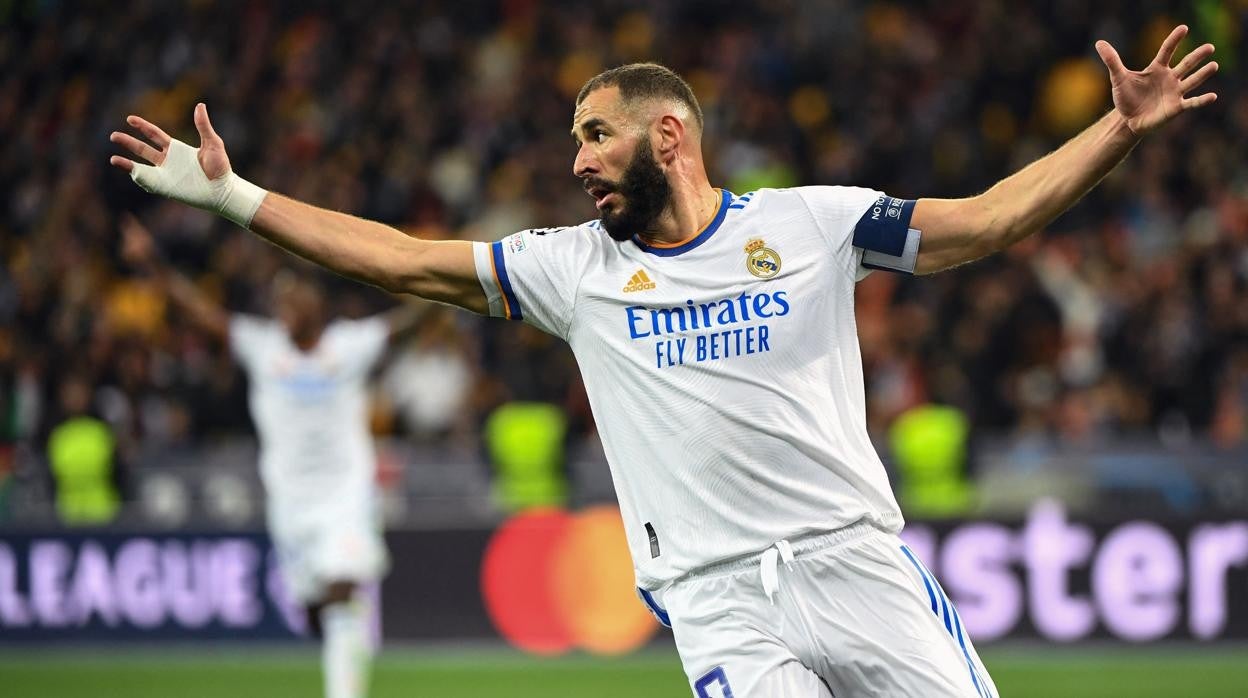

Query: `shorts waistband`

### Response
(671, 520, 881, 585)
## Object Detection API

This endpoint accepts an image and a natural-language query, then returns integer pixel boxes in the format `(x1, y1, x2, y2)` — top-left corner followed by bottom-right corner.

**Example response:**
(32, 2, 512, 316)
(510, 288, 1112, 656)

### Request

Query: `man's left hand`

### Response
(1096, 24, 1218, 136)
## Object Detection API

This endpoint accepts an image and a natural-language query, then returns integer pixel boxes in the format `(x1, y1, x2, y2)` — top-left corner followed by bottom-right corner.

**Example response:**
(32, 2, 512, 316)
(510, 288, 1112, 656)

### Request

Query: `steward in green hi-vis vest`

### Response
(48, 416, 120, 525)
(485, 402, 568, 512)
(889, 404, 975, 518)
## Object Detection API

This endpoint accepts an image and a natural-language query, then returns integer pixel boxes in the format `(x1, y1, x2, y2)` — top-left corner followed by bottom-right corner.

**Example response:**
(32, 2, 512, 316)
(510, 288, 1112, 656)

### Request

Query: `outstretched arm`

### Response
(109, 104, 487, 313)
(912, 25, 1218, 274)
(119, 214, 230, 342)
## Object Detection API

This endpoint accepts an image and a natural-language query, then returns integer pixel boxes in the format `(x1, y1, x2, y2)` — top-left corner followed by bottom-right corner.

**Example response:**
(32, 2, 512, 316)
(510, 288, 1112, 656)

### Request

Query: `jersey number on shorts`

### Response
(694, 667, 734, 698)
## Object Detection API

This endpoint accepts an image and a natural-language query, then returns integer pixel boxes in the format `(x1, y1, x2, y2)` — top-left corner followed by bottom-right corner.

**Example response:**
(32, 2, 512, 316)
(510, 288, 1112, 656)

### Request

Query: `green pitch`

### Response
(3, 646, 1246, 697)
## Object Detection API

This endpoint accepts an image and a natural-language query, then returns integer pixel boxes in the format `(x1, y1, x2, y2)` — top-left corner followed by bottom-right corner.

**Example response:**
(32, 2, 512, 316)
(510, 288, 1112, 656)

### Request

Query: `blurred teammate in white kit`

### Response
(110, 24, 1217, 697)
(122, 217, 423, 698)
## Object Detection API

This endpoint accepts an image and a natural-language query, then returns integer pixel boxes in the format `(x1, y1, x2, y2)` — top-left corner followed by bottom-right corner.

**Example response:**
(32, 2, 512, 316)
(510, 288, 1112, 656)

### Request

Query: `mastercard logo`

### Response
(480, 505, 658, 655)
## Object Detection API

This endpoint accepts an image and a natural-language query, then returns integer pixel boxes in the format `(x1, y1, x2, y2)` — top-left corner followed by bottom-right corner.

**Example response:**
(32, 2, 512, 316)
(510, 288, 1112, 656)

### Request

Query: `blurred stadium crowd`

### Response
(1, 0, 1246, 522)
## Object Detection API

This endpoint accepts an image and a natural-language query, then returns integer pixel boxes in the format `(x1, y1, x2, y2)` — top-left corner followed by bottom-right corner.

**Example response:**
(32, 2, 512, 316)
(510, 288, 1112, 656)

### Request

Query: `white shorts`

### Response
(646, 523, 998, 698)
(269, 509, 389, 604)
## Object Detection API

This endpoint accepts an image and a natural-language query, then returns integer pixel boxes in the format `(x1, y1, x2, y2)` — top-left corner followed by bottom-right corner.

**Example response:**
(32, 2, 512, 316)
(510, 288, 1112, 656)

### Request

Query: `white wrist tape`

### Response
(129, 138, 267, 228)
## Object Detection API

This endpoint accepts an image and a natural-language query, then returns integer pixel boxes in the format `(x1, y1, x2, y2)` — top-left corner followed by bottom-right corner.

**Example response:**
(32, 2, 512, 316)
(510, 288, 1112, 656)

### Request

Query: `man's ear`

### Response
(655, 114, 684, 163)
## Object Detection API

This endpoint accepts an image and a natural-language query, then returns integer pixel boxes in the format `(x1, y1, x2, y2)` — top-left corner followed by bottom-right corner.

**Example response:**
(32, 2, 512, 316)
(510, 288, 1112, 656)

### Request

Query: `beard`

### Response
(587, 137, 672, 242)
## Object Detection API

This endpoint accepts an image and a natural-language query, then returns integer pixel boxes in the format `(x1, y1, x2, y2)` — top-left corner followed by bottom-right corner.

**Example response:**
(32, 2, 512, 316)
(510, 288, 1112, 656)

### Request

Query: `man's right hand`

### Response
(109, 104, 266, 228)
(110, 105, 487, 314)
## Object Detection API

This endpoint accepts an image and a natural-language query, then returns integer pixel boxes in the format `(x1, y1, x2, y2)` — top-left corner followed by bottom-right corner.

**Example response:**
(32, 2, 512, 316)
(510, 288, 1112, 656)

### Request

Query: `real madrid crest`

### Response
(745, 238, 781, 279)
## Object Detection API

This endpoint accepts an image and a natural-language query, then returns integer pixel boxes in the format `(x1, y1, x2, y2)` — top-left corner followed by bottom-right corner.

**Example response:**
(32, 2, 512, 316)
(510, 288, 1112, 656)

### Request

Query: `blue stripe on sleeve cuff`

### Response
(490, 240, 523, 321)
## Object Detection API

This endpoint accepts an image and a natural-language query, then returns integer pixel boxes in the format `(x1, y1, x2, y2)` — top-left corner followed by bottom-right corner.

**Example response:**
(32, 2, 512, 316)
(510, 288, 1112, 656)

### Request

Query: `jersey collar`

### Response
(631, 189, 732, 257)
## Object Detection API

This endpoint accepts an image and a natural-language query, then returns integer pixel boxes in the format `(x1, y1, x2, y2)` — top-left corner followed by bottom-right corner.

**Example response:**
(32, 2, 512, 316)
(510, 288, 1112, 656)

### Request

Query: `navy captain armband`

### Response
(852, 195, 921, 274)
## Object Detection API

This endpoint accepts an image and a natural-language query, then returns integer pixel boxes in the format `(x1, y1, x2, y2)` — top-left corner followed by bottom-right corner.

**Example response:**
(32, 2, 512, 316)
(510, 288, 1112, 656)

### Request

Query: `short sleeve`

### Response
(472, 226, 595, 339)
(228, 314, 277, 368)
(796, 186, 921, 281)
(330, 316, 390, 373)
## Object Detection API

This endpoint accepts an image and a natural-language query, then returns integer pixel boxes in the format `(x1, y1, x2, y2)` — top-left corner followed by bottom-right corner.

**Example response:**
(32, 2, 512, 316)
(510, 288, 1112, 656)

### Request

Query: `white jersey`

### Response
(229, 315, 388, 525)
(473, 186, 916, 589)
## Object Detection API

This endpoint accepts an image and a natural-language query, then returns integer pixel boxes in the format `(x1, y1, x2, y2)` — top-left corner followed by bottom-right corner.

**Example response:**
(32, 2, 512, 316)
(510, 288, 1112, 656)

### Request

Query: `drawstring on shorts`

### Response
(759, 539, 795, 604)
(656, 521, 880, 607)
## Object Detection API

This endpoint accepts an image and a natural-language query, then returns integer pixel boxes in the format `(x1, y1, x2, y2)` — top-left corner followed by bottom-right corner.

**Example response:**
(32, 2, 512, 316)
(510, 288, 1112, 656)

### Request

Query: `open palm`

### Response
(1096, 25, 1218, 136)
(107, 102, 265, 228)
(109, 103, 231, 180)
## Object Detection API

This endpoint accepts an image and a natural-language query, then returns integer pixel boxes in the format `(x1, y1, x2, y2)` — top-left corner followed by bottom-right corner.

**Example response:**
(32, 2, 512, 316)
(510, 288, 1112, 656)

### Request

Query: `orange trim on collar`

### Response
(638, 189, 723, 249)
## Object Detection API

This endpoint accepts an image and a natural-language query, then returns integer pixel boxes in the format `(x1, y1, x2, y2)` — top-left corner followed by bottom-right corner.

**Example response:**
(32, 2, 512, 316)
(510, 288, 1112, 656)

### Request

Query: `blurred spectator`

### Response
(379, 306, 478, 443)
(889, 403, 975, 518)
(45, 373, 124, 525)
(484, 401, 569, 512)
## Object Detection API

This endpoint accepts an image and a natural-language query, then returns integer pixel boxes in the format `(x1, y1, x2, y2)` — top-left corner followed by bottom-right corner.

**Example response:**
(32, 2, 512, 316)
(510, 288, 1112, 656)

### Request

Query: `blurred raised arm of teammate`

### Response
(119, 214, 428, 344)
(119, 212, 231, 341)
(911, 24, 1218, 273)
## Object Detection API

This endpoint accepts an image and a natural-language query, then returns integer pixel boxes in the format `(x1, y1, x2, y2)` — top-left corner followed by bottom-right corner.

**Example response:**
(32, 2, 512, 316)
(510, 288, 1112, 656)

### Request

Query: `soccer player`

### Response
(109, 26, 1217, 697)
(120, 216, 425, 698)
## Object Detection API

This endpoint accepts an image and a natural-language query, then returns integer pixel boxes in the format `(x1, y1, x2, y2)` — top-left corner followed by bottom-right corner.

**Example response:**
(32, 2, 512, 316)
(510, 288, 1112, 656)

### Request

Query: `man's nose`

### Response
(573, 144, 599, 178)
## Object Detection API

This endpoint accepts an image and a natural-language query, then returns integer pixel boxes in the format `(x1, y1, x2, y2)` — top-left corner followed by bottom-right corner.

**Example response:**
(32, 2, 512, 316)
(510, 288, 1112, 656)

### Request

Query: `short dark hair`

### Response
(576, 63, 704, 132)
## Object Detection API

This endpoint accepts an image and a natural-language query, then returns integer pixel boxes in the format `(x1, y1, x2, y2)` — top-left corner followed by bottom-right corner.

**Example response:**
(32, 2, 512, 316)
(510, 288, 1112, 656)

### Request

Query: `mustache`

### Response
(582, 176, 619, 194)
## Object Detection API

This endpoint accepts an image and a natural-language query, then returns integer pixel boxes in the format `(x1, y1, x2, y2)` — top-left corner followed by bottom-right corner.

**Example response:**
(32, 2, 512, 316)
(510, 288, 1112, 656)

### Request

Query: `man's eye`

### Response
(594, 131, 607, 143)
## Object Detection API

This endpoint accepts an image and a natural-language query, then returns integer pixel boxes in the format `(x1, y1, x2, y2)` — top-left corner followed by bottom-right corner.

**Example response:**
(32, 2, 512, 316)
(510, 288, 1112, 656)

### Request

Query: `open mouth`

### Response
(585, 183, 617, 210)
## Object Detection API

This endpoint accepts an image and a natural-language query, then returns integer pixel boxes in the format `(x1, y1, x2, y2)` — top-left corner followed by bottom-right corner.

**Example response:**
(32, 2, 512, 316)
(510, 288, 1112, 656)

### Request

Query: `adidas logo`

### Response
(622, 269, 656, 293)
